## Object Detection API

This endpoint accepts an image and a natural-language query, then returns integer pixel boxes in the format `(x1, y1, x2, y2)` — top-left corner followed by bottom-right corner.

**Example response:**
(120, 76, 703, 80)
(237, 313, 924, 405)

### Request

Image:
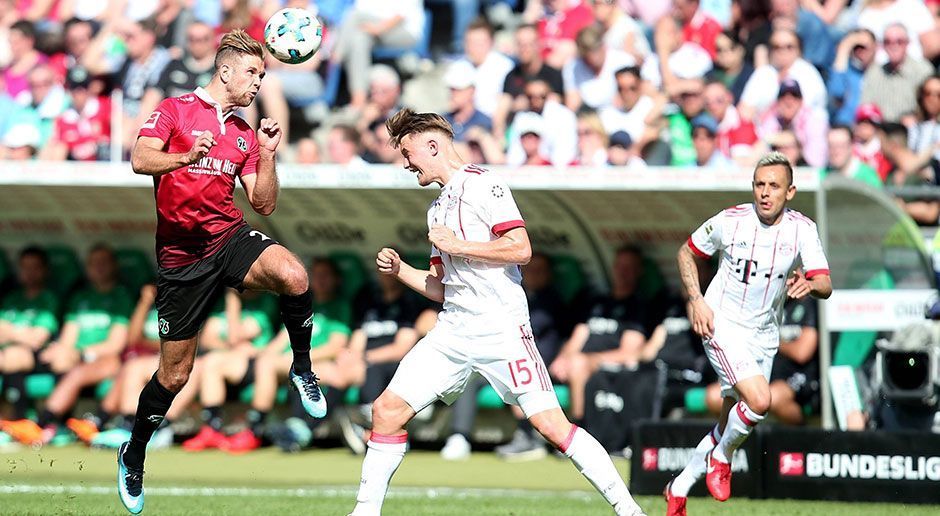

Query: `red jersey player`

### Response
(116, 31, 325, 515)
(665, 152, 832, 515)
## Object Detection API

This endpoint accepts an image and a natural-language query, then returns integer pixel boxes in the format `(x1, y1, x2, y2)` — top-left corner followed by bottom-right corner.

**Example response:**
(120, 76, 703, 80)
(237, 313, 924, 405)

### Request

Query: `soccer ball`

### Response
(263, 8, 322, 64)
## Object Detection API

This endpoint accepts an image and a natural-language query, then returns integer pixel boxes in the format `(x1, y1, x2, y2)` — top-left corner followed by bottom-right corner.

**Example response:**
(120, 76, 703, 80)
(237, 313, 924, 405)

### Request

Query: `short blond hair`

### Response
(215, 29, 264, 68)
(385, 108, 454, 149)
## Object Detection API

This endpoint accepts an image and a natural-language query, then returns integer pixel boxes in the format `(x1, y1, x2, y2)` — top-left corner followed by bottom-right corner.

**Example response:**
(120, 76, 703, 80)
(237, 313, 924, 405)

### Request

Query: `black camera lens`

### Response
(885, 351, 930, 391)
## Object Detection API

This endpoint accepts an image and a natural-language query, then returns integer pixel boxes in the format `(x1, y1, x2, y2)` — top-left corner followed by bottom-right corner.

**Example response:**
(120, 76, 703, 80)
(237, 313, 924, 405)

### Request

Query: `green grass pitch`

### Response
(1, 445, 938, 515)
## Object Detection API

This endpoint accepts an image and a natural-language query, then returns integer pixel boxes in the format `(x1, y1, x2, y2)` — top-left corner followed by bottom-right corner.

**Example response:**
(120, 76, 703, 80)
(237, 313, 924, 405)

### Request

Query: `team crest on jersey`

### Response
(236, 136, 248, 152)
(158, 318, 169, 335)
(446, 195, 459, 211)
(178, 94, 195, 103)
(491, 185, 505, 198)
(777, 243, 795, 256)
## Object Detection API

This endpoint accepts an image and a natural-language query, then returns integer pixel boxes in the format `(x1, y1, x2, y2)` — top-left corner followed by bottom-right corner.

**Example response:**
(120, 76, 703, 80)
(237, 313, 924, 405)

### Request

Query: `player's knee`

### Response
(371, 394, 408, 431)
(283, 260, 309, 296)
(161, 366, 193, 393)
(744, 391, 771, 415)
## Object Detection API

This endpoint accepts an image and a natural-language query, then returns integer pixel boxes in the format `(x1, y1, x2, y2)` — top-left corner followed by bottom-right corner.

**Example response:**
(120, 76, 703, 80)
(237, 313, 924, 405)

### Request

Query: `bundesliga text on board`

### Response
(643, 447, 750, 473)
(778, 452, 940, 481)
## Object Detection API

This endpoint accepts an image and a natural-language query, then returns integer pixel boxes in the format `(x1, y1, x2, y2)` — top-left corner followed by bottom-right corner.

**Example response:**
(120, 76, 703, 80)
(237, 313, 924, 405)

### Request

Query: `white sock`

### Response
(351, 432, 407, 516)
(670, 424, 720, 497)
(561, 425, 642, 515)
(713, 401, 764, 463)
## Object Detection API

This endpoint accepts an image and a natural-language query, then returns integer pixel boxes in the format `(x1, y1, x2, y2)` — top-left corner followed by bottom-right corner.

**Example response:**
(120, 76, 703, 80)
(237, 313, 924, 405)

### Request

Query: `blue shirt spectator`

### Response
(827, 29, 877, 127)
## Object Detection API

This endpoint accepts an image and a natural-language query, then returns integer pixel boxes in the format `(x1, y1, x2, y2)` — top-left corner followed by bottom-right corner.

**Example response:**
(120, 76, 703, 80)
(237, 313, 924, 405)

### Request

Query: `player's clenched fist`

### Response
(376, 247, 401, 275)
(687, 296, 715, 339)
(786, 269, 810, 300)
(257, 117, 282, 153)
(187, 130, 215, 163)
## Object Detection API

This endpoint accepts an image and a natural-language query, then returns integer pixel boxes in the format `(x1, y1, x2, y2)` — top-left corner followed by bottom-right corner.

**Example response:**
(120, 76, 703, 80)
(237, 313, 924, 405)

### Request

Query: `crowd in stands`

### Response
(0, 241, 825, 457)
(0, 2, 938, 206)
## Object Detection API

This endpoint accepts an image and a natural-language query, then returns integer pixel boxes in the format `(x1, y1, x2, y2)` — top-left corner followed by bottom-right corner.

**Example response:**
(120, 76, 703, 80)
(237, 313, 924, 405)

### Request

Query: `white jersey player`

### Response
(349, 109, 645, 516)
(665, 152, 832, 516)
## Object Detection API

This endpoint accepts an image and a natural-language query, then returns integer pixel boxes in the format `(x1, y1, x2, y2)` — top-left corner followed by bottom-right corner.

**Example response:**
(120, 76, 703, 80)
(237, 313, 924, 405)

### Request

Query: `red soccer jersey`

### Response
(138, 88, 259, 269)
(54, 96, 111, 161)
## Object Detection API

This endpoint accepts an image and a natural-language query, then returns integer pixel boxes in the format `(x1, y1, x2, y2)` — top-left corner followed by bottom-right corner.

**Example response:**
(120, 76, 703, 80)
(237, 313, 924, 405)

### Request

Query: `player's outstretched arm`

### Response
(677, 243, 715, 339)
(429, 226, 532, 265)
(376, 248, 444, 303)
(131, 134, 214, 177)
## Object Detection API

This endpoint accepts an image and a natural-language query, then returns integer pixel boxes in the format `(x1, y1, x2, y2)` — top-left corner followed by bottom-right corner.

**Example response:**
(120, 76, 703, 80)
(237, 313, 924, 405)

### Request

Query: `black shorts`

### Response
(770, 354, 820, 407)
(156, 224, 278, 341)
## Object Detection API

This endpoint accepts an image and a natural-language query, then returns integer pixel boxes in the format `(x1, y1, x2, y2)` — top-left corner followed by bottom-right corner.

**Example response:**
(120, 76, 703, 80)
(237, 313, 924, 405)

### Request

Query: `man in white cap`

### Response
(443, 61, 492, 143)
(506, 79, 577, 166)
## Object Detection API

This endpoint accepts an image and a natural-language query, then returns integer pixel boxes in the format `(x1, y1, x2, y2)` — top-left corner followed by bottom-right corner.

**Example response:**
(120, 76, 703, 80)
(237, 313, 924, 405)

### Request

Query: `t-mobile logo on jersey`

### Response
(779, 452, 805, 476)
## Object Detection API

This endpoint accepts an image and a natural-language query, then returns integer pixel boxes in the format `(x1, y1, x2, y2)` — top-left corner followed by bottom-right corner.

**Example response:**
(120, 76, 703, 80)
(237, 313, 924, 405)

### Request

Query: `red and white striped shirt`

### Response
(688, 203, 829, 332)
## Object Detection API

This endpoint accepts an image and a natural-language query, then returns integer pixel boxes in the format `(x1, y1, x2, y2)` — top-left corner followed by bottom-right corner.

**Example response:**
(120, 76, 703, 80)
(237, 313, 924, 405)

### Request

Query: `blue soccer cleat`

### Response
(289, 368, 327, 418)
(117, 441, 145, 514)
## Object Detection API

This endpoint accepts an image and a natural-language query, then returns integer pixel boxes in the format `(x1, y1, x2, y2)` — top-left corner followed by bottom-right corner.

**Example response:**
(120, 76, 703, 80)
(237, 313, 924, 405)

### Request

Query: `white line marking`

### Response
(0, 484, 596, 501)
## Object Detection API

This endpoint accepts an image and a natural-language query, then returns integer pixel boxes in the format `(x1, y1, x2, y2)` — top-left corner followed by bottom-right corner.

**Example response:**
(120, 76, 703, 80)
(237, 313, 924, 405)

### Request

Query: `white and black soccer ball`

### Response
(263, 8, 322, 64)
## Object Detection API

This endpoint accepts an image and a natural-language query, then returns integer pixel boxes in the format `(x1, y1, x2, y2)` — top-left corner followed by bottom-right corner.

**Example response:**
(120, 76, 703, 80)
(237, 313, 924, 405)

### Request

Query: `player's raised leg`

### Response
(350, 390, 415, 516)
(528, 408, 645, 516)
(705, 375, 770, 501)
(664, 402, 728, 516)
(241, 244, 325, 418)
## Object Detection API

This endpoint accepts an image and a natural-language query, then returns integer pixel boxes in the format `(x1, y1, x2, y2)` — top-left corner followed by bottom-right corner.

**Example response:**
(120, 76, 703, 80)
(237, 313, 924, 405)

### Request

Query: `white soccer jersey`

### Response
(688, 203, 829, 332)
(427, 164, 529, 325)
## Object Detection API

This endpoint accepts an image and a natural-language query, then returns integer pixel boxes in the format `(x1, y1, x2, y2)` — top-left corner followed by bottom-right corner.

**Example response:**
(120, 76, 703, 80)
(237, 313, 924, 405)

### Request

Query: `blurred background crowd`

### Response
(1, 1, 940, 219)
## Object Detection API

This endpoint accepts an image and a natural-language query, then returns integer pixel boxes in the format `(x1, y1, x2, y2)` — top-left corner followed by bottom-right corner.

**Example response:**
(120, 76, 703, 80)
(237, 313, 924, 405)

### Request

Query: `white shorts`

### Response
(387, 316, 560, 418)
(704, 318, 778, 398)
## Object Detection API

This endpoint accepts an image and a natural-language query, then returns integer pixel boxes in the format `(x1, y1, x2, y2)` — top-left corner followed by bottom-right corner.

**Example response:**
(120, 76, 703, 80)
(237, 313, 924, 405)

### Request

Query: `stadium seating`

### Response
(329, 250, 369, 302)
(45, 245, 82, 298)
(550, 254, 586, 304)
(115, 248, 156, 294)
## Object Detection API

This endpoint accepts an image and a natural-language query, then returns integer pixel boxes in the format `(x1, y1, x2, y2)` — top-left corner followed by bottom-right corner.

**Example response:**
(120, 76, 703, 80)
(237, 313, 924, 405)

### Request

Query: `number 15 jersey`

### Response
(687, 203, 829, 332)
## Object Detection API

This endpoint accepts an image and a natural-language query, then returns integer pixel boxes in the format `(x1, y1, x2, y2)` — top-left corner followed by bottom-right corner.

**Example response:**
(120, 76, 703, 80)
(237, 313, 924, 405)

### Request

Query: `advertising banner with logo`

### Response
(629, 421, 762, 498)
(764, 427, 940, 503)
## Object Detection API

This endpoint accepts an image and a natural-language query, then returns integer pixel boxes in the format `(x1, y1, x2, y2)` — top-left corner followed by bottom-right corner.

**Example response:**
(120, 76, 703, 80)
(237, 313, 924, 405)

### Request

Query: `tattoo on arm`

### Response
(678, 246, 703, 300)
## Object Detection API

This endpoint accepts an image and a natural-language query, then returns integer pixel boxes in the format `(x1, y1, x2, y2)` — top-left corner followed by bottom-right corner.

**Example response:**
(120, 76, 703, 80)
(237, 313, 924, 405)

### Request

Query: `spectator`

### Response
(690, 114, 734, 168)
(641, 16, 713, 94)
(666, 78, 707, 166)
(31, 245, 132, 445)
(327, 124, 367, 167)
(0, 247, 59, 427)
(443, 61, 492, 143)
(729, 0, 773, 66)
(332, 0, 424, 108)
(3, 20, 45, 98)
(706, 30, 754, 104)
(343, 271, 428, 431)
(0, 113, 41, 160)
(823, 125, 884, 188)
(858, 0, 940, 62)
(40, 67, 111, 161)
(801, 0, 862, 30)
(756, 79, 829, 167)
(362, 119, 404, 165)
(739, 28, 827, 120)
(860, 23, 933, 124)
(494, 252, 567, 461)
(295, 137, 321, 164)
(219, 0, 266, 42)
(768, 297, 820, 425)
(563, 24, 636, 111)
(572, 111, 609, 166)
(607, 130, 647, 168)
(84, 17, 170, 154)
(908, 75, 940, 165)
(494, 23, 565, 139)
(457, 19, 514, 119)
(61, 17, 96, 75)
(881, 121, 940, 186)
(180, 291, 279, 453)
(511, 114, 553, 165)
(674, 0, 723, 60)
(828, 29, 877, 127)
(532, 0, 595, 69)
(462, 125, 508, 165)
(600, 66, 664, 153)
(16, 64, 68, 148)
(549, 246, 648, 422)
(590, 0, 650, 63)
(355, 65, 403, 157)
(770, 0, 833, 71)
(150, 21, 216, 101)
(853, 103, 893, 181)
(620, 0, 674, 28)
(506, 79, 577, 166)
(703, 80, 758, 163)
(769, 129, 808, 166)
